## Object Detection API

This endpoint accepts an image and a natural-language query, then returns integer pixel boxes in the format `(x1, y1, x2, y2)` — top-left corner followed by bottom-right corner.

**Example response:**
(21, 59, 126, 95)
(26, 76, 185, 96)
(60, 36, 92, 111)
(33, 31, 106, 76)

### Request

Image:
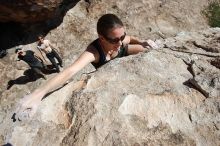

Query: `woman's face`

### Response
(102, 27, 126, 51)
(17, 50, 24, 56)
(38, 36, 44, 43)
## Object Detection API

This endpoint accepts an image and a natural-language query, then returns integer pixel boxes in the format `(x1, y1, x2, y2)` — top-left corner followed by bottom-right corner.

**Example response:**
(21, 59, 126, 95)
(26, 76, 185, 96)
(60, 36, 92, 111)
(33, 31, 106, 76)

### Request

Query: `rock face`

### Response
(60, 28, 220, 146)
(0, 0, 79, 23)
(0, 0, 219, 146)
(2, 29, 219, 146)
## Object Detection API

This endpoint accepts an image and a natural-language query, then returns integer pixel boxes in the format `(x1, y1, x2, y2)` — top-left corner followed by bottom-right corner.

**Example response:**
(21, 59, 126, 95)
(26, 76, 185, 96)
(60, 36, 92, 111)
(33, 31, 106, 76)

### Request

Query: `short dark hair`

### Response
(97, 14, 124, 37)
(15, 48, 22, 53)
(38, 34, 44, 39)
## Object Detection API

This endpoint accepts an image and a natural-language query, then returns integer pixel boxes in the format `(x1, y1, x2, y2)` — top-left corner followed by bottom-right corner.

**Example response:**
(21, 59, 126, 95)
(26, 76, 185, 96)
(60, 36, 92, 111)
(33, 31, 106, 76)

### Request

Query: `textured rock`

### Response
(61, 44, 219, 146)
(163, 28, 220, 98)
(0, 0, 220, 146)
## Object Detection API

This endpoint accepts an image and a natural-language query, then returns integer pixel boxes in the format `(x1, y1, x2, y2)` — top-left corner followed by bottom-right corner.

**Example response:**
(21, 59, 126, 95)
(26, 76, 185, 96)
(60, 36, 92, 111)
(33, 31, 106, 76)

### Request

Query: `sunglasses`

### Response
(38, 37, 43, 40)
(104, 32, 126, 44)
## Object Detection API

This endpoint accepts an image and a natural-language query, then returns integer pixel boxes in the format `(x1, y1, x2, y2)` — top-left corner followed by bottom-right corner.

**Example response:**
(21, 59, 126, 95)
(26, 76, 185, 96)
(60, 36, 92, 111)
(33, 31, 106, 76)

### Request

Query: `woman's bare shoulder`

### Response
(85, 43, 100, 63)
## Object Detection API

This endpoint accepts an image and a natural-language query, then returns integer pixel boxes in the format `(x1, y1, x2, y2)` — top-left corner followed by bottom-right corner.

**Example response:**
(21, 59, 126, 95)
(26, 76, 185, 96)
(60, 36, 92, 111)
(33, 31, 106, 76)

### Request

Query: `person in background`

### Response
(14, 13, 159, 120)
(37, 35, 63, 72)
(15, 48, 46, 80)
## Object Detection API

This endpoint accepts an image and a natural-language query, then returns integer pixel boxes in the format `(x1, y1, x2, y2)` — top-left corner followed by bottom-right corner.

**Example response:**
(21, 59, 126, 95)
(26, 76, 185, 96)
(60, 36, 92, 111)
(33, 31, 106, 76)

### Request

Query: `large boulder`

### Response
(1, 28, 219, 146)
(61, 28, 220, 145)
(0, 1, 219, 146)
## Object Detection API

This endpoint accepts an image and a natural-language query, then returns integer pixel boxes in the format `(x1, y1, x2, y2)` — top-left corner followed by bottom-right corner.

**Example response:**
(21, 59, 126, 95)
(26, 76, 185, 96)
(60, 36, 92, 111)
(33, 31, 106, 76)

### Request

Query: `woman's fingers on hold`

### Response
(146, 39, 159, 49)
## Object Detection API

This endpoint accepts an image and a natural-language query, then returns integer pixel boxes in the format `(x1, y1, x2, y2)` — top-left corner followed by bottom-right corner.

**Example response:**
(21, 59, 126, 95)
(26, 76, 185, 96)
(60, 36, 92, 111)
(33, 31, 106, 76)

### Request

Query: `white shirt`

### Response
(38, 40, 53, 54)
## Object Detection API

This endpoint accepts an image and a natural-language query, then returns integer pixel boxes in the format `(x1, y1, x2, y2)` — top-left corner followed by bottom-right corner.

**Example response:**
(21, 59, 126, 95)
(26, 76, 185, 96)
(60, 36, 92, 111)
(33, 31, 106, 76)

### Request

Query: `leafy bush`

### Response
(203, 1, 220, 27)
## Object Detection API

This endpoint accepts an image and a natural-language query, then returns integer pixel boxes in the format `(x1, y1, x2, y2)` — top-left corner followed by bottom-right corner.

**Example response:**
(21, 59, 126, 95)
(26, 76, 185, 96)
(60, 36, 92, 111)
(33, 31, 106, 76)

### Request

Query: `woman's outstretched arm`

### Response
(37, 50, 96, 95)
(14, 47, 97, 120)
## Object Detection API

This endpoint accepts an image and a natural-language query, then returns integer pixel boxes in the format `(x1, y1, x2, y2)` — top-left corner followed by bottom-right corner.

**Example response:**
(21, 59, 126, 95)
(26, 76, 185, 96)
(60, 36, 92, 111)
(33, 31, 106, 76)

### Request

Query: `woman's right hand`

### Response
(141, 39, 159, 49)
(13, 91, 44, 121)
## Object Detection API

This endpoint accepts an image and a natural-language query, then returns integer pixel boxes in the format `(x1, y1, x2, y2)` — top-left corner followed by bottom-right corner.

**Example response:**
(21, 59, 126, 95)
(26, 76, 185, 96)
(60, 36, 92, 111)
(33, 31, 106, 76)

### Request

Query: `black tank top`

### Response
(18, 50, 43, 68)
(91, 39, 128, 69)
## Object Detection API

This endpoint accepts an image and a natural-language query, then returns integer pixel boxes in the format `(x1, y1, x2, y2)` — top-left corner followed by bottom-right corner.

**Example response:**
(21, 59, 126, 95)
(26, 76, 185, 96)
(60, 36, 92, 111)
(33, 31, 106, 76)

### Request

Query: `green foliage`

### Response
(203, 1, 220, 27)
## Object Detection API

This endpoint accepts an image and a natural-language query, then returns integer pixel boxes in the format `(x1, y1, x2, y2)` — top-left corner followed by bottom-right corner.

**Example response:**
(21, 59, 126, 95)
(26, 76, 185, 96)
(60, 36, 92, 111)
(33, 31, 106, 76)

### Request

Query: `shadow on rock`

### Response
(7, 66, 57, 90)
(2, 143, 13, 146)
(0, 0, 80, 50)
